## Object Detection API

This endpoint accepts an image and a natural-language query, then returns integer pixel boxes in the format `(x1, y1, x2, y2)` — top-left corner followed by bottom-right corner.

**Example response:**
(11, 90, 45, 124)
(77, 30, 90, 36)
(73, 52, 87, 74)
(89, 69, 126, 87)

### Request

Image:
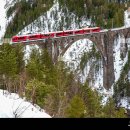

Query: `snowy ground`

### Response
(0, 89, 129, 118)
(0, 89, 51, 118)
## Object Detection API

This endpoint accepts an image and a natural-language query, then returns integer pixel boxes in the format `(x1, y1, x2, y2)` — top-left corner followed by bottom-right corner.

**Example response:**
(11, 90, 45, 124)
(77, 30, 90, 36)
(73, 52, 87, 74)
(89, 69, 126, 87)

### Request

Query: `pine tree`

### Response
(65, 95, 87, 118)
(26, 78, 53, 106)
(81, 82, 103, 117)
(26, 47, 43, 81)
(14, 44, 25, 74)
(40, 48, 54, 84)
(103, 97, 126, 118)
(0, 43, 17, 92)
(0, 43, 17, 77)
(12, 44, 26, 95)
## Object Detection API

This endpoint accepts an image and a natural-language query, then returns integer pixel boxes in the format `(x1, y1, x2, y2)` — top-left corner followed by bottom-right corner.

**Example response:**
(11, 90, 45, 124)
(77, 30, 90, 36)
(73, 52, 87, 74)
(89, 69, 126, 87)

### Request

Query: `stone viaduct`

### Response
(3, 27, 130, 90)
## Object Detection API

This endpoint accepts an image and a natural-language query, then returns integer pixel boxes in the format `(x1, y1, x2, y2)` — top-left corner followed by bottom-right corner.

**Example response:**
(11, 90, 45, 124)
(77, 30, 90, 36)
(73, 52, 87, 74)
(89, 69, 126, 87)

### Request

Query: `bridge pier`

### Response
(103, 31, 115, 90)
(52, 40, 60, 63)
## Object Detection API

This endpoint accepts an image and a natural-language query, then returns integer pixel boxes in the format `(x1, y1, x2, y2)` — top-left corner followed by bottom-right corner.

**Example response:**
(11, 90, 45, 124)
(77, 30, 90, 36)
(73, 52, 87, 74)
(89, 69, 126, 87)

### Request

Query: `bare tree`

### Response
(12, 101, 31, 118)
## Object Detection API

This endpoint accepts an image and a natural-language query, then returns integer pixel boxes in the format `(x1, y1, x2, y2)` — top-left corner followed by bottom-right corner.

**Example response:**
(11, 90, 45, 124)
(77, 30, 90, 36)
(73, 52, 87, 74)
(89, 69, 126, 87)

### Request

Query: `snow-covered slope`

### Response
(0, 89, 51, 118)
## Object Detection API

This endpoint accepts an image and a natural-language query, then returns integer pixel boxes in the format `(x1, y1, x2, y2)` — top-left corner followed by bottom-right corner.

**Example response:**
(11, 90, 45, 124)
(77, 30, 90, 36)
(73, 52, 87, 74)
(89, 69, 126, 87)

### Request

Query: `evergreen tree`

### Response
(13, 44, 25, 95)
(26, 47, 43, 81)
(0, 43, 17, 77)
(103, 98, 126, 118)
(65, 95, 87, 118)
(0, 43, 17, 92)
(81, 82, 103, 117)
(40, 48, 55, 85)
(26, 78, 53, 106)
(14, 44, 25, 74)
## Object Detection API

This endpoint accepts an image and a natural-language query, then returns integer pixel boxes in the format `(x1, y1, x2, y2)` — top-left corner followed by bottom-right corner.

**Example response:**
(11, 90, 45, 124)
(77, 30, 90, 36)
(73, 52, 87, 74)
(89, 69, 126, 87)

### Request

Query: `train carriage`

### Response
(11, 26, 101, 43)
(12, 36, 27, 43)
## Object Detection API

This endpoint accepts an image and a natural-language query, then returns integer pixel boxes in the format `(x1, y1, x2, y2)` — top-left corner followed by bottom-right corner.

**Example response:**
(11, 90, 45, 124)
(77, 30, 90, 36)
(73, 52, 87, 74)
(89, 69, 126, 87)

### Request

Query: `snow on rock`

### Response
(0, 0, 17, 43)
(124, 8, 130, 27)
(0, 0, 7, 41)
(23, 44, 40, 64)
(119, 97, 130, 109)
(63, 39, 92, 70)
(113, 35, 128, 82)
(0, 89, 51, 118)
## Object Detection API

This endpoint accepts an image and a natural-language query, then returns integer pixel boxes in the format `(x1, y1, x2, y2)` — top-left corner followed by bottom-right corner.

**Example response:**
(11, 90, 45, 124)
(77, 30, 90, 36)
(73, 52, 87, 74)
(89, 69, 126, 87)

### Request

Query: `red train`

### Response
(11, 27, 100, 43)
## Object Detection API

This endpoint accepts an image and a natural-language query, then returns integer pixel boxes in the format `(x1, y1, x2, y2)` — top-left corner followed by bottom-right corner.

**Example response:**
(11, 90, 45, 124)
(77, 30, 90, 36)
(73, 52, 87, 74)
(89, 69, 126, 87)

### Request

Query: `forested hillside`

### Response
(59, 0, 129, 28)
(5, 0, 130, 38)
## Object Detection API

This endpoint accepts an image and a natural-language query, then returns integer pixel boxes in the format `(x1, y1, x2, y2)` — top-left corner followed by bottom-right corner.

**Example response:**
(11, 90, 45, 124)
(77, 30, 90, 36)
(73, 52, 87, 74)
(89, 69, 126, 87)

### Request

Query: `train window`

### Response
(18, 37, 25, 40)
(75, 31, 80, 33)
(29, 35, 37, 38)
(56, 33, 63, 35)
(93, 29, 97, 31)
(64, 32, 73, 34)
(44, 34, 50, 36)
(84, 30, 90, 33)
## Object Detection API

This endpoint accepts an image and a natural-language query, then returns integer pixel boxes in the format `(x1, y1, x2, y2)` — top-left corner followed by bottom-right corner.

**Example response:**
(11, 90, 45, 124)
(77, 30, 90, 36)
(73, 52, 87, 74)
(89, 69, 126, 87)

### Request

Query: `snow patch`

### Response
(0, 89, 51, 118)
